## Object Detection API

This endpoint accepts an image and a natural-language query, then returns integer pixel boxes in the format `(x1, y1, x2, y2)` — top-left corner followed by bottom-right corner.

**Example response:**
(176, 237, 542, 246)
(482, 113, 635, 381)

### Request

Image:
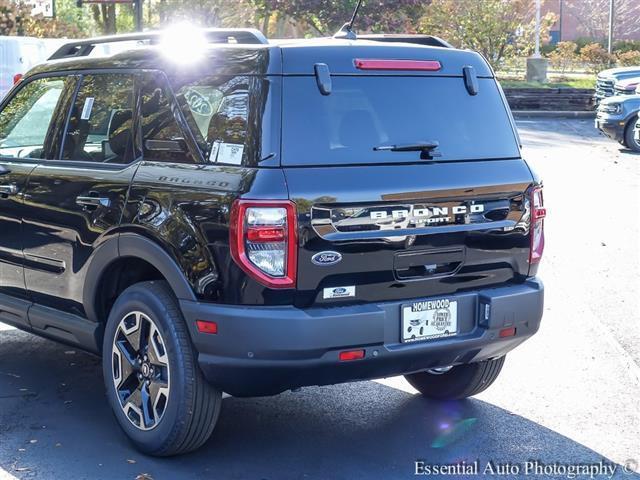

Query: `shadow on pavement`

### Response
(1, 329, 637, 480)
(618, 148, 640, 155)
(516, 119, 609, 149)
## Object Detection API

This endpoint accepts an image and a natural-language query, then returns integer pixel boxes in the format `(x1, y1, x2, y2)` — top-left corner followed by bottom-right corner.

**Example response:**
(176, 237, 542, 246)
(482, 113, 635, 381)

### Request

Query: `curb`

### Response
(512, 110, 596, 119)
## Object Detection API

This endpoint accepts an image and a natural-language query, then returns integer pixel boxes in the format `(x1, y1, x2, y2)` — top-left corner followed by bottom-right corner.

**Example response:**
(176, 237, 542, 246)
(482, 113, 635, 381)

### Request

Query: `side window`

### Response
(0, 77, 68, 159)
(62, 74, 136, 164)
(140, 74, 196, 164)
(174, 76, 250, 165)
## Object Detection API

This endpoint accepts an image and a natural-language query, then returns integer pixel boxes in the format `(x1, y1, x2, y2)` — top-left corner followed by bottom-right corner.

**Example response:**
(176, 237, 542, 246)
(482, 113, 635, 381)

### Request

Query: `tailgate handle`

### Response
(394, 249, 463, 280)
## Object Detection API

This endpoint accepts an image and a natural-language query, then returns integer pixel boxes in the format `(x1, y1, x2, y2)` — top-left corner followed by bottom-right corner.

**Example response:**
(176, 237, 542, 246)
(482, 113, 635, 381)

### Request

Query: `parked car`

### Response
(613, 76, 640, 97)
(595, 66, 640, 104)
(0, 36, 65, 99)
(595, 93, 640, 151)
(0, 28, 545, 456)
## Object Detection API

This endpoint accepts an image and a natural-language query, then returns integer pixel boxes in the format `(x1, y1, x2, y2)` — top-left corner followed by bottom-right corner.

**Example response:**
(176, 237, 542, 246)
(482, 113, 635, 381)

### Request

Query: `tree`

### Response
(0, 0, 25, 35)
(419, 0, 556, 68)
(91, 3, 117, 34)
(548, 41, 578, 75)
(0, 0, 81, 37)
(154, 0, 257, 28)
(54, 0, 92, 35)
(566, 0, 640, 41)
(251, 0, 425, 37)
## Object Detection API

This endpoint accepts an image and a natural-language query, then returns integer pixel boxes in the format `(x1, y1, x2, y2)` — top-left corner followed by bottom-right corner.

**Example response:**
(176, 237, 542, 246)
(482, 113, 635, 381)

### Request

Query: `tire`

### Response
(102, 280, 221, 456)
(404, 356, 506, 400)
(624, 121, 640, 152)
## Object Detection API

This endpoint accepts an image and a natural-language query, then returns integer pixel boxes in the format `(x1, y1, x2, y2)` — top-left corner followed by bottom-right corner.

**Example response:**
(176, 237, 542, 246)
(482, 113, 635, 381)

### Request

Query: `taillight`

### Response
(13, 73, 23, 85)
(529, 186, 546, 265)
(230, 199, 297, 288)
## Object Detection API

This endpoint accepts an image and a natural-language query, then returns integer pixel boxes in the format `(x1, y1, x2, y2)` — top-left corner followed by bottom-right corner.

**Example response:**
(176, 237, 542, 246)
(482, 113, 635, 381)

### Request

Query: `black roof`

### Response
(28, 32, 493, 79)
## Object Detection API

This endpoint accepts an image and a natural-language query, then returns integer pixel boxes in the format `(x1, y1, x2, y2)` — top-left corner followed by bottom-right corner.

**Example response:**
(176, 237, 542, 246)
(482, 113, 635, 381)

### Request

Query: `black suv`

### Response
(0, 28, 545, 456)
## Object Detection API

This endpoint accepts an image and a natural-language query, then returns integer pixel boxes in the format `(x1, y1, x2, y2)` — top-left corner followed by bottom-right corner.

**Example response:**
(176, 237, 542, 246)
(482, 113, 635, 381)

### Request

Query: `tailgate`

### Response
(285, 160, 534, 308)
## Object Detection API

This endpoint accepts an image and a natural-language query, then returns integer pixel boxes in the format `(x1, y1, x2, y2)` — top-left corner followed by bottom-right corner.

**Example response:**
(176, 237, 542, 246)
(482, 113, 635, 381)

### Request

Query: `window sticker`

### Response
(216, 142, 244, 165)
(208, 140, 221, 163)
(80, 97, 94, 120)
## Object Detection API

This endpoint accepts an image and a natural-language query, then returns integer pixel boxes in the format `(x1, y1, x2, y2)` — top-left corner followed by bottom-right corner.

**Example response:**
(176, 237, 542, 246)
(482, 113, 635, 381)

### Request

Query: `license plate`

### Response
(401, 299, 458, 343)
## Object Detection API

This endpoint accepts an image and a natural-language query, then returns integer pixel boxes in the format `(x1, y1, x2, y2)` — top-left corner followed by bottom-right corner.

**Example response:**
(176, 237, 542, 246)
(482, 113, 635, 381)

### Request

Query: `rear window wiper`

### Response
(373, 141, 441, 160)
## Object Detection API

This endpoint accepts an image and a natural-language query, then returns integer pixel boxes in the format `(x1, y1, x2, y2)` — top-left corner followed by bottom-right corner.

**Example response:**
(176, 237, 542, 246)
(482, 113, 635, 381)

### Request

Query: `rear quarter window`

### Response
(169, 75, 277, 167)
(281, 76, 520, 166)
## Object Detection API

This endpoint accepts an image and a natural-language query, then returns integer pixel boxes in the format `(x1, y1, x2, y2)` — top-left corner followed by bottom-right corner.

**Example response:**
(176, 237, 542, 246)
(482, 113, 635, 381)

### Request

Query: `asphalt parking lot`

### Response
(1, 119, 639, 480)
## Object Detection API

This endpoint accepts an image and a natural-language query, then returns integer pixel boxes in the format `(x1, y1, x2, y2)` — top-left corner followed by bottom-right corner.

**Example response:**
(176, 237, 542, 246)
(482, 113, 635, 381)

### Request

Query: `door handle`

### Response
(76, 196, 111, 208)
(0, 184, 18, 195)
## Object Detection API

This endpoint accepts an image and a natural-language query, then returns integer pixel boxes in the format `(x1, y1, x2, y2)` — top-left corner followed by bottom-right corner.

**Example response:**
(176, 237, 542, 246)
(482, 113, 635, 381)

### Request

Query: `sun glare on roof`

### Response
(159, 24, 209, 64)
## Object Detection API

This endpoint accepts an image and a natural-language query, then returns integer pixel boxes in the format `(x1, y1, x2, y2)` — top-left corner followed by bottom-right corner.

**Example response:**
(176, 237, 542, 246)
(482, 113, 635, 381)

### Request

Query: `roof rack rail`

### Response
(48, 28, 268, 60)
(358, 34, 453, 49)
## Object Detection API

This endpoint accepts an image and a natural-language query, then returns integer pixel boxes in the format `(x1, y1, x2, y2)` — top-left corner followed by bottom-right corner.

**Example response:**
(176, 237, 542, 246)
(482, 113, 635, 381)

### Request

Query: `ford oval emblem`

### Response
(312, 251, 342, 266)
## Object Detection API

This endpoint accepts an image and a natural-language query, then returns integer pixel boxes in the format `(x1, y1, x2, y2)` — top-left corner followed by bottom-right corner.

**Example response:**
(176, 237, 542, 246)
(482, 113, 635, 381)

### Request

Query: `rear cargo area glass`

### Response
(281, 76, 519, 165)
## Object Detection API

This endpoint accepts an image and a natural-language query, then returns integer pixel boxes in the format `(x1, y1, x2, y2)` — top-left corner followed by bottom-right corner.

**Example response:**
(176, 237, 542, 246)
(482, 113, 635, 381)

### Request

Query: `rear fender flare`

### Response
(83, 233, 197, 323)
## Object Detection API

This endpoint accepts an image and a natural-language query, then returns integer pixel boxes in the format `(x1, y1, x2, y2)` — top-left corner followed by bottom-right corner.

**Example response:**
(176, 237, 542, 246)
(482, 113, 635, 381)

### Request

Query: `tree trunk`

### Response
(261, 11, 271, 37)
(105, 4, 116, 34)
(91, 3, 117, 34)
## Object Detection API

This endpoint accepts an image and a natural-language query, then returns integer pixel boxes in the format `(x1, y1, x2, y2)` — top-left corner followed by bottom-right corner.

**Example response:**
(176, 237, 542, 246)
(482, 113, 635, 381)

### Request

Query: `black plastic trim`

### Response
(181, 279, 544, 396)
(0, 292, 101, 353)
(28, 304, 102, 353)
(82, 233, 196, 325)
(0, 293, 31, 330)
(118, 233, 196, 301)
(82, 236, 119, 324)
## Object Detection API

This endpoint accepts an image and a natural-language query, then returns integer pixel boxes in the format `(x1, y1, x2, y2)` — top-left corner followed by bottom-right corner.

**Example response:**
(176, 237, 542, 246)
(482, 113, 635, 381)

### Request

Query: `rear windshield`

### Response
(281, 76, 520, 166)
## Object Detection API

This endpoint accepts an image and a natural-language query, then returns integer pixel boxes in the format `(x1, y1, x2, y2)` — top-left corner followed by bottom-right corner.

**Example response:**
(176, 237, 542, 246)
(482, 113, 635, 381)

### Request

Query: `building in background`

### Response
(545, 0, 640, 43)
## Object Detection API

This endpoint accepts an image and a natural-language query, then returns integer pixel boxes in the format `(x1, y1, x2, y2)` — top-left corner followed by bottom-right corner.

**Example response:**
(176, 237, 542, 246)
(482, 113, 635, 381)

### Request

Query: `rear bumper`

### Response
(180, 279, 544, 396)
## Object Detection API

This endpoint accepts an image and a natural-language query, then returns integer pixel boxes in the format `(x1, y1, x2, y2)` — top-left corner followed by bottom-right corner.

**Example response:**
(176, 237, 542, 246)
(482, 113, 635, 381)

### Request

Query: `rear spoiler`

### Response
(358, 34, 453, 49)
(48, 28, 268, 60)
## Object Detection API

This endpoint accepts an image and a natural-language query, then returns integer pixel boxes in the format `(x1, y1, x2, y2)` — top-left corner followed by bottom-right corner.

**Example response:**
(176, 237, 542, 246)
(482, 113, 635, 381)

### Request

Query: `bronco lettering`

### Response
(370, 204, 485, 220)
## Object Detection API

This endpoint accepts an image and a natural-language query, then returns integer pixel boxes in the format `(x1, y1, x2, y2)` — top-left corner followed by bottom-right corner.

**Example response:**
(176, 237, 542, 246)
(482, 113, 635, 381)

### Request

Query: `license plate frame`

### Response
(401, 299, 458, 343)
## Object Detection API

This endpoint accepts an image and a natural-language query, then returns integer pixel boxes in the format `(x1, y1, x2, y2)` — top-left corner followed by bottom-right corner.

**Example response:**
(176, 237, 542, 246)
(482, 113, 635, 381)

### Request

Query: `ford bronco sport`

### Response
(0, 27, 545, 456)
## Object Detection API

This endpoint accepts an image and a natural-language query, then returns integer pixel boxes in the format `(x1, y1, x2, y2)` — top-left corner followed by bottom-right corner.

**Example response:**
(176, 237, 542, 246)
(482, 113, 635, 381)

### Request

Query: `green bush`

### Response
(574, 37, 606, 52)
(540, 43, 556, 55)
(613, 40, 640, 54)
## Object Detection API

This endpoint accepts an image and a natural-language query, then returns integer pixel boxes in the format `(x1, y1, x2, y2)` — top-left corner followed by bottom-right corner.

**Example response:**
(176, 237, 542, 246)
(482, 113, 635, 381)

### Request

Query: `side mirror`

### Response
(145, 138, 188, 153)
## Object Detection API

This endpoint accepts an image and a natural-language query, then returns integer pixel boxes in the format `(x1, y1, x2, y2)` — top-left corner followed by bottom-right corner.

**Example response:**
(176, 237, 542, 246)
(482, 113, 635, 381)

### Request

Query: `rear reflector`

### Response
(499, 327, 516, 338)
(196, 320, 218, 334)
(354, 59, 441, 71)
(339, 349, 365, 361)
(13, 73, 23, 85)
